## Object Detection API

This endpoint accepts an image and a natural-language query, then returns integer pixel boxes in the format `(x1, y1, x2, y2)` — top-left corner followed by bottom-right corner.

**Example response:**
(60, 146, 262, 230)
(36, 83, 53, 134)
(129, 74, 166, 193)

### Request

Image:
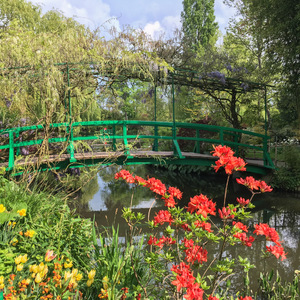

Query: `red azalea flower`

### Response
(254, 223, 281, 245)
(136, 294, 141, 300)
(237, 197, 250, 207)
(239, 297, 253, 300)
(218, 207, 235, 220)
(153, 210, 173, 226)
(147, 235, 157, 245)
(134, 175, 147, 185)
(187, 194, 216, 217)
(208, 296, 220, 300)
(184, 283, 204, 300)
(194, 220, 213, 232)
(236, 176, 259, 190)
(146, 177, 167, 196)
(114, 169, 135, 183)
(156, 236, 176, 249)
(163, 195, 176, 208)
(233, 232, 255, 247)
(212, 145, 235, 157)
(184, 244, 208, 264)
(266, 245, 287, 260)
(233, 221, 248, 232)
(258, 180, 273, 193)
(168, 186, 183, 200)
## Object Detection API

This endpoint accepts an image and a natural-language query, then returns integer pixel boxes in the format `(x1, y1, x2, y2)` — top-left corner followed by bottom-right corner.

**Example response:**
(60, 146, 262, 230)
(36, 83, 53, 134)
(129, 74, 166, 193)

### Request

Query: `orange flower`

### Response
(24, 230, 36, 238)
(17, 209, 26, 217)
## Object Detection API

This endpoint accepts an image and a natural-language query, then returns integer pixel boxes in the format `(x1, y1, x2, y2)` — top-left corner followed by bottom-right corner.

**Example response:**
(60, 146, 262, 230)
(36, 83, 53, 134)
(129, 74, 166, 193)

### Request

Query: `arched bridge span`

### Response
(0, 121, 275, 175)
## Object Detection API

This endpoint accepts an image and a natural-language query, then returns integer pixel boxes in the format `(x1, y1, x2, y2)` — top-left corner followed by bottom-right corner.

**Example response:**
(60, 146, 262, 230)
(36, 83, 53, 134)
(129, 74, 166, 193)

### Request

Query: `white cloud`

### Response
(30, 0, 120, 31)
(143, 21, 164, 39)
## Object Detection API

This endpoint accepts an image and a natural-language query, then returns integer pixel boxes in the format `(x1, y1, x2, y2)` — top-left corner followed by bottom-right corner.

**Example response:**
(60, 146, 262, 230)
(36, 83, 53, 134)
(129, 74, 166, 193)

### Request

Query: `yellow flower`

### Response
(17, 209, 26, 217)
(24, 230, 36, 238)
(29, 264, 38, 273)
(71, 268, 78, 277)
(64, 271, 72, 281)
(86, 279, 94, 287)
(0, 275, 4, 284)
(17, 264, 24, 272)
(45, 250, 56, 262)
(35, 273, 42, 283)
(64, 259, 73, 269)
(0, 204, 6, 213)
(15, 255, 22, 265)
(102, 276, 109, 290)
(75, 273, 83, 281)
(88, 269, 96, 280)
(8, 221, 16, 228)
(21, 254, 28, 264)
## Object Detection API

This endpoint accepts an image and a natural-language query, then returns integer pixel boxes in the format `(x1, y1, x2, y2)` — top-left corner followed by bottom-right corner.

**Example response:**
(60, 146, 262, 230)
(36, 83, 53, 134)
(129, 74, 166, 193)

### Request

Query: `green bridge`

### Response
(0, 120, 275, 175)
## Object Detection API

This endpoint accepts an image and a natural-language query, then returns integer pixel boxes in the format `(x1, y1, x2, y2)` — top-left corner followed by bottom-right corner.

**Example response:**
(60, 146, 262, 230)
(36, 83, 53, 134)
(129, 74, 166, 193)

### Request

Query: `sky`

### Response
(29, 0, 236, 39)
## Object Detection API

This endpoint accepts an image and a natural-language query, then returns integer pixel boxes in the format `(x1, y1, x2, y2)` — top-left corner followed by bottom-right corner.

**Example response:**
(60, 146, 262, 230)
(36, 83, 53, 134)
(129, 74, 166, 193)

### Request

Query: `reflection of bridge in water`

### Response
(0, 120, 275, 175)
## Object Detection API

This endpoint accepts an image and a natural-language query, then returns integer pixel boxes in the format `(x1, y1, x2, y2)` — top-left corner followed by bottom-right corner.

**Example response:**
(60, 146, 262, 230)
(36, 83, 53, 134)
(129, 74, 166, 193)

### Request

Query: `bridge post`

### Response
(112, 125, 116, 151)
(68, 124, 76, 163)
(195, 129, 200, 153)
(8, 130, 15, 170)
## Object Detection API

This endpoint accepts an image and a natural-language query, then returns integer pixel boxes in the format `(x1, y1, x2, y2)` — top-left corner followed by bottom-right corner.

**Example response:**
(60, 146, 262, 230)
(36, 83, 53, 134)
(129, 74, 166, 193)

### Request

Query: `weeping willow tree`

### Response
(0, 0, 169, 129)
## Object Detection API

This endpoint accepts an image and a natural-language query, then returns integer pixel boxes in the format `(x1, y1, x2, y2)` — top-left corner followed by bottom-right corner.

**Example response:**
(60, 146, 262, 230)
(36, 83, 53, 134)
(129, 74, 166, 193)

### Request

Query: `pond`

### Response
(73, 165, 300, 290)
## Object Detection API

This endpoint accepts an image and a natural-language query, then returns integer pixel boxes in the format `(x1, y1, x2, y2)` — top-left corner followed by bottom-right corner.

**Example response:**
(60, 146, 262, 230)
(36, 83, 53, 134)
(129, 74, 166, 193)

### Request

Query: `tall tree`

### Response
(225, 0, 300, 132)
(181, 0, 219, 52)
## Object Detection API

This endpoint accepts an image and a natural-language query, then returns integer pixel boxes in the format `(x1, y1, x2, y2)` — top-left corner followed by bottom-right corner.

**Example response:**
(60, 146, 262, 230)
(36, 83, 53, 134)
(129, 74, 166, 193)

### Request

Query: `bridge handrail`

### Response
(0, 120, 274, 171)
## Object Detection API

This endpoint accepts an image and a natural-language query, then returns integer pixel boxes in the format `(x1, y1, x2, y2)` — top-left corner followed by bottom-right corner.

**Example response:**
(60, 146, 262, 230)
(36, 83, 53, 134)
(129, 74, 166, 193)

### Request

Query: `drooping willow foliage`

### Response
(0, 0, 170, 129)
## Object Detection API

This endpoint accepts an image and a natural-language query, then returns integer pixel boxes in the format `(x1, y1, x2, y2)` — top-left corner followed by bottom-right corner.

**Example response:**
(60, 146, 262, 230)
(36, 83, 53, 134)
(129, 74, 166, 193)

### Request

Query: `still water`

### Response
(74, 165, 300, 288)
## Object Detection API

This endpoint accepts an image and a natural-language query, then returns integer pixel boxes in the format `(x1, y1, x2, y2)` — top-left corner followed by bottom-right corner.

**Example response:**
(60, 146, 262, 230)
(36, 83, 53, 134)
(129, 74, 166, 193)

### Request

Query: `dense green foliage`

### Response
(181, 0, 218, 51)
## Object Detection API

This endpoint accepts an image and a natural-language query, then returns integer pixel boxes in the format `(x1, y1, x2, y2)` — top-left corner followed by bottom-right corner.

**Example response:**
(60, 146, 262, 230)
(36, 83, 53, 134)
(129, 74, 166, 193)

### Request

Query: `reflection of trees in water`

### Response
(99, 165, 155, 210)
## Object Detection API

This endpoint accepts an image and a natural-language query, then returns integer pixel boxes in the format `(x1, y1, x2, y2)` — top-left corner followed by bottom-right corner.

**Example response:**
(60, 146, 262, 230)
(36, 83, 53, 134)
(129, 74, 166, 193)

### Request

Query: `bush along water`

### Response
(114, 145, 299, 300)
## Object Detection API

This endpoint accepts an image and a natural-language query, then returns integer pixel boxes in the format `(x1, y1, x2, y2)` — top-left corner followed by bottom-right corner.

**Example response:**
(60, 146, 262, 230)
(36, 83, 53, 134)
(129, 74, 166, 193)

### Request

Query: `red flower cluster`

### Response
(236, 197, 250, 207)
(114, 169, 135, 183)
(218, 207, 235, 220)
(254, 223, 280, 245)
(194, 220, 213, 232)
(233, 221, 248, 232)
(254, 223, 286, 260)
(184, 241, 208, 265)
(233, 232, 255, 247)
(153, 210, 173, 226)
(148, 235, 176, 249)
(187, 194, 216, 218)
(236, 176, 272, 193)
(212, 145, 247, 174)
(171, 262, 204, 300)
(115, 170, 182, 207)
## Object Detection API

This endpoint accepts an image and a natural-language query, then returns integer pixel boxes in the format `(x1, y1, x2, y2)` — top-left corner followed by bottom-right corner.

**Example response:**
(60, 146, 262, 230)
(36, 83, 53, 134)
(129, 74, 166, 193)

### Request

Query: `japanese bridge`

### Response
(0, 120, 275, 176)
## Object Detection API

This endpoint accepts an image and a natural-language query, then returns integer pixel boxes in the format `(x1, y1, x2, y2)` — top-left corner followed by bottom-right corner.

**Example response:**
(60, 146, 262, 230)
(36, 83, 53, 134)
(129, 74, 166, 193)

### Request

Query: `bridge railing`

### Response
(0, 120, 274, 171)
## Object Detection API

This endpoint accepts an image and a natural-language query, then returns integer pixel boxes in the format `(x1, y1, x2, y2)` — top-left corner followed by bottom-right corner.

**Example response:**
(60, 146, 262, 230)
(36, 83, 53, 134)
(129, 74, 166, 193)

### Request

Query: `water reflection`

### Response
(74, 165, 300, 286)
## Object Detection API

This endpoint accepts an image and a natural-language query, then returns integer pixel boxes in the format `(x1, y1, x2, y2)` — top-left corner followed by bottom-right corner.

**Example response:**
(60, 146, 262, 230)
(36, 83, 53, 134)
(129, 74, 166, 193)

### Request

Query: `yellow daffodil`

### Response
(88, 269, 96, 280)
(35, 273, 42, 283)
(86, 279, 94, 287)
(75, 273, 83, 281)
(17, 209, 26, 217)
(64, 259, 73, 269)
(71, 268, 78, 277)
(102, 276, 109, 290)
(21, 254, 28, 264)
(17, 264, 23, 272)
(15, 255, 22, 265)
(0, 204, 6, 213)
(29, 264, 38, 273)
